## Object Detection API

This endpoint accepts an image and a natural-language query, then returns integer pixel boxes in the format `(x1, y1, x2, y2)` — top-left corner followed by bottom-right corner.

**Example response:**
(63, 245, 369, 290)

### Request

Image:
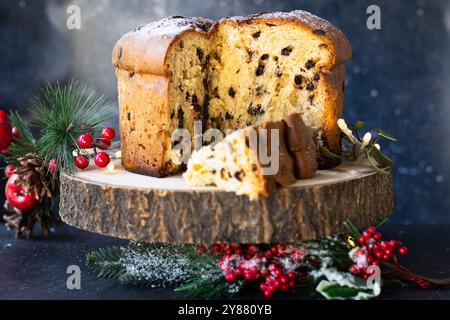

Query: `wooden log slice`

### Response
(59, 160, 394, 243)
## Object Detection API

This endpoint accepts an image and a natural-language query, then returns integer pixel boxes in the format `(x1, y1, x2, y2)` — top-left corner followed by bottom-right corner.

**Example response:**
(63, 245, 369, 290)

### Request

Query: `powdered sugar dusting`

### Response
(225, 10, 336, 32)
(129, 16, 212, 40)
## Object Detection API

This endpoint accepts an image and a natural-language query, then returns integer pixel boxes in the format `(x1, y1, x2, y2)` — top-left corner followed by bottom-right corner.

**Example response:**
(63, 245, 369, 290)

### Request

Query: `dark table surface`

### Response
(0, 222, 449, 300)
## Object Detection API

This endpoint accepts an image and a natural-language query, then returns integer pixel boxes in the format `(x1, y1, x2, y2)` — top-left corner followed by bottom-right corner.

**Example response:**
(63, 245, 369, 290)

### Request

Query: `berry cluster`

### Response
(1, 110, 59, 176)
(349, 226, 408, 278)
(198, 243, 305, 298)
(75, 127, 115, 169)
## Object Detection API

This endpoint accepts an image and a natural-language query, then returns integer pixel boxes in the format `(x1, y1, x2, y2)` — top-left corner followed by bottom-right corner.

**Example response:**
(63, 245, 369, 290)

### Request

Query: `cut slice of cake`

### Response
(113, 11, 352, 177)
(183, 113, 317, 200)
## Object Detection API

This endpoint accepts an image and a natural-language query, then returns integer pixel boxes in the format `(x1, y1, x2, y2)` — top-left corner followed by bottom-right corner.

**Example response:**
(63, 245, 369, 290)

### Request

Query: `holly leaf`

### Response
(319, 146, 342, 160)
(367, 154, 391, 175)
(367, 146, 393, 168)
(352, 120, 366, 131)
(316, 280, 379, 300)
(376, 129, 398, 142)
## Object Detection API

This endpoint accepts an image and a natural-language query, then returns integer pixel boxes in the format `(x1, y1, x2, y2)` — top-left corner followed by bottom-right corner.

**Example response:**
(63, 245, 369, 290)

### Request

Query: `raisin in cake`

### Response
(183, 113, 317, 200)
(112, 11, 352, 177)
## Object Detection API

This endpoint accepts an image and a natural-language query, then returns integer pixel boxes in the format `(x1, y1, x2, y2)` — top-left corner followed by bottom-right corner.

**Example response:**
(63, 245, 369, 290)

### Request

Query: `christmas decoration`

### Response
(321, 119, 395, 175)
(1, 81, 116, 238)
(77, 133, 94, 149)
(86, 221, 450, 300)
(5, 174, 39, 211)
(96, 139, 111, 150)
(4, 164, 16, 177)
(0, 109, 7, 121)
(74, 155, 90, 169)
(101, 127, 116, 141)
(93, 151, 110, 168)
(0, 119, 12, 150)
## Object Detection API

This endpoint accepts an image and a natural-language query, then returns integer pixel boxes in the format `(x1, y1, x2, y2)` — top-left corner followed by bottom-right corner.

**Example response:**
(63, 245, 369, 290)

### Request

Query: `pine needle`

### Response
(32, 80, 113, 173)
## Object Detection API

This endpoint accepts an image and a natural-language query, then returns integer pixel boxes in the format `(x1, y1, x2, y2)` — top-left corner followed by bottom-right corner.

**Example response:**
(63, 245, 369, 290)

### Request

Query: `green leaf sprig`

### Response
(321, 119, 397, 175)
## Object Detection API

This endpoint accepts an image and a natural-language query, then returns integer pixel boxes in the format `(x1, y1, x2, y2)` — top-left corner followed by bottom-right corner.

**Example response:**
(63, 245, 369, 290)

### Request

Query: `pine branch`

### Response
(86, 242, 201, 288)
(0, 111, 36, 165)
(32, 80, 113, 173)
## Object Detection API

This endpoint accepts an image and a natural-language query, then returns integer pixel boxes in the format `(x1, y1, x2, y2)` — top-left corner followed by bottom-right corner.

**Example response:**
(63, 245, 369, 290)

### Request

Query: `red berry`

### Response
(94, 152, 110, 168)
(4, 164, 16, 177)
(261, 269, 270, 277)
(280, 276, 288, 284)
(12, 127, 19, 139)
(263, 289, 272, 298)
(287, 272, 296, 280)
(349, 265, 360, 275)
(247, 244, 258, 254)
(383, 254, 391, 261)
(75, 155, 89, 169)
(358, 235, 366, 244)
(374, 251, 383, 259)
(270, 246, 279, 255)
(77, 133, 93, 149)
(389, 240, 398, 248)
(280, 284, 289, 292)
(212, 244, 221, 252)
(399, 246, 408, 256)
(273, 279, 281, 288)
(0, 110, 7, 121)
(0, 120, 12, 150)
(362, 230, 371, 240)
(48, 158, 58, 173)
(96, 139, 111, 150)
(101, 127, 116, 141)
(199, 244, 207, 252)
(373, 232, 382, 241)
(367, 226, 377, 235)
(259, 283, 266, 291)
(289, 280, 296, 288)
(367, 256, 374, 264)
(273, 268, 283, 277)
(244, 272, 253, 281)
(225, 272, 236, 281)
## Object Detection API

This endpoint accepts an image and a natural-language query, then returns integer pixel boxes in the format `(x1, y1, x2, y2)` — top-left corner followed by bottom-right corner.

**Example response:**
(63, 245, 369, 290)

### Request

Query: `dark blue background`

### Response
(1, 0, 449, 224)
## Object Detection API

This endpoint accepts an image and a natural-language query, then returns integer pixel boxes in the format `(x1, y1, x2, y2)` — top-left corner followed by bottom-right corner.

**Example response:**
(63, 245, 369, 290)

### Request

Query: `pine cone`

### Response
(15, 153, 55, 201)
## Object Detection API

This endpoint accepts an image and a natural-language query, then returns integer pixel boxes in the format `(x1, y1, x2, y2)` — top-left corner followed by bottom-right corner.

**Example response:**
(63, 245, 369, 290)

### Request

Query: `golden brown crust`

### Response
(113, 11, 351, 77)
(112, 16, 213, 76)
(116, 69, 170, 177)
(319, 65, 346, 168)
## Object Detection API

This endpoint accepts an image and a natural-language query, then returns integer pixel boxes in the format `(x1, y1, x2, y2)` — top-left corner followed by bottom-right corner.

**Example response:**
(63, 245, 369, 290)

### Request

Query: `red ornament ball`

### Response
(0, 110, 7, 120)
(101, 127, 116, 141)
(96, 139, 111, 150)
(75, 155, 90, 169)
(5, 174, 39, 211)
(48, 158, 59, 174)
(0, 120, 12, 150)
(77, 133, 93, 149)
(94, 152, 110, 168)
(4, 164, 16, 177)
